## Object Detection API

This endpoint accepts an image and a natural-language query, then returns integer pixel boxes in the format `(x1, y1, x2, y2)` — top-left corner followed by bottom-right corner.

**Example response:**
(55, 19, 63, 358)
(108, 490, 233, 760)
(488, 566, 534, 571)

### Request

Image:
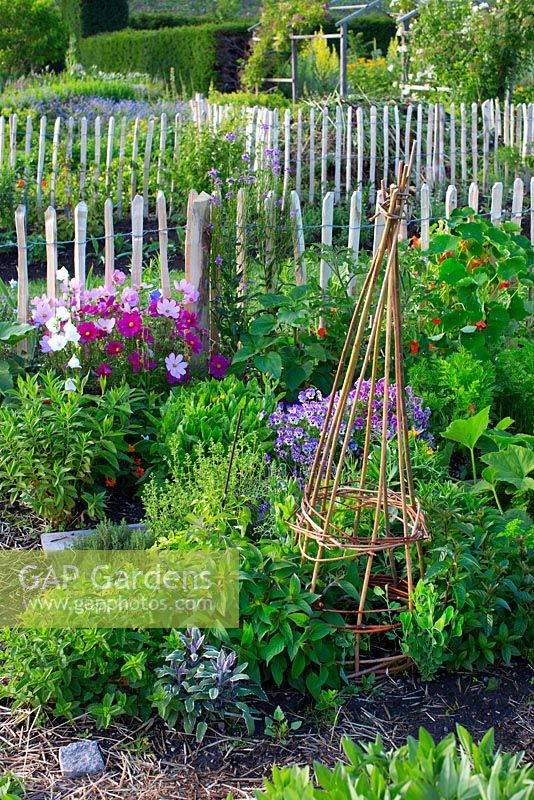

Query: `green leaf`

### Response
(439, 258, 466, 284)
(254, 352, 282, 379)
(282, 364, 308, 391)
(250, 314, 278, 336)
(442, 406, 490, 451)
(481, 445, 534, 491)
(0, 321, 33, 343)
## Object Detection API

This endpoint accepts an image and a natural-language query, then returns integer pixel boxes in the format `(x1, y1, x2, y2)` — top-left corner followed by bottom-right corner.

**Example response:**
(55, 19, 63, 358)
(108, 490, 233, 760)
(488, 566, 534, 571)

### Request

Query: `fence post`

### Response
(131, 194, 144, 287)
(131, 117, 140, 201)
(290, 190, 306, 286)
(460, 103, 467, 187)
(357, 106, 364, 189)
(50, 117, 61, 207)
(23, 115, 32, 192)
(45, 206, 58, 302)
(156, 190, 170, 299)
(348, 189, 362, 294)
(445, 185, 457, 219)
(80, 116, 88, 200)
(157, 112, 167, 188)
(15, 205, 28, 327)
(372, 189, 385, 258)
(104, 197, 114, 288)
(93, 116, 101, 198)
(394, 104, 400, 178)
(425, 103, 434, 190)
(65, 116, 73, 209)
(334, 104, 342, 203)
(321, 106, 328, 196)
(511, 176, 523, 228)
(468, 182, 479, 216)
(383, 104, 389, 185)
(185, 191, 211, 334)
(450, 102, 456, 186)
(264, 190, 276, 292)
(296, 107, 303, 197)
(320, 191, 335, 293)
(420, 184, 430, 251)
(490, 182, 503, 226)
(105, 116, 115, 195)
(117, 117, 127, 219)
(36, 115, 47, 209)
(415, 103, 422, 193)
(143, 117, 155, 218)
(308, 107, 316, 205)
(8, 113, 17, 171)
(283, 108, 291, 203)
(370, 105, 377, 201)
(74, 201, 88, 290)
(345, 105, 352, 199)
(471, 103, 478, 184)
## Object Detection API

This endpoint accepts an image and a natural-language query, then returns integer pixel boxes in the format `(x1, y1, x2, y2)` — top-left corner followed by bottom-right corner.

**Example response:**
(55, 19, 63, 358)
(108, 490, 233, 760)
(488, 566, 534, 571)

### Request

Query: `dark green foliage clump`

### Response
(60, 0, 128, 38)
(79, 22, 251, 93)
(495, 340, 534, 434)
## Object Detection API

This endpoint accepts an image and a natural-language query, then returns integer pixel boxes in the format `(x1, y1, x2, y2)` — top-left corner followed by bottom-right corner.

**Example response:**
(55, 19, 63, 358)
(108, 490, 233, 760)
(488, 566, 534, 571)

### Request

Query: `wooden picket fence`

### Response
(15, 168, 534, 330)
(1, 96, 533, 226)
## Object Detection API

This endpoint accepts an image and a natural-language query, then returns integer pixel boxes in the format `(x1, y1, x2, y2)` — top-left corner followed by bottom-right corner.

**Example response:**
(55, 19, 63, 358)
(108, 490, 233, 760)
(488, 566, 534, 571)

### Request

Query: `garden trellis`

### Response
(0, 96, 532, 226)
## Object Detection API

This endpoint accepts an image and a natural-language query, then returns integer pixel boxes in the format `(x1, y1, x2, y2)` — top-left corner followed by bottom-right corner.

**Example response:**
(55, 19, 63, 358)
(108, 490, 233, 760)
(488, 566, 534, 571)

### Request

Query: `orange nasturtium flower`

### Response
(17, 179, 25, 188)
(104, 476, 116, 488)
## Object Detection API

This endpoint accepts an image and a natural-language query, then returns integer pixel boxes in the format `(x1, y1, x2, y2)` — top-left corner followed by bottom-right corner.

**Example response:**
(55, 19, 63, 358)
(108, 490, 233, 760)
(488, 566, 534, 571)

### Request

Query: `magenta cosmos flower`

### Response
(184, 330, 202, 354)
(95, 363, 112, 378)
(117, 311, 143, 338)
(208, 353, 230, 379)
(105, 339, 124, 356)
(77, 321, 100, 343)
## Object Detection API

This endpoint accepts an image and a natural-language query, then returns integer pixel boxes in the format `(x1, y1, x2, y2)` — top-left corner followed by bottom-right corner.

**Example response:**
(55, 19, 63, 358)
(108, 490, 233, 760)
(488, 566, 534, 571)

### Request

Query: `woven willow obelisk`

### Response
(293, 152, 429, 678)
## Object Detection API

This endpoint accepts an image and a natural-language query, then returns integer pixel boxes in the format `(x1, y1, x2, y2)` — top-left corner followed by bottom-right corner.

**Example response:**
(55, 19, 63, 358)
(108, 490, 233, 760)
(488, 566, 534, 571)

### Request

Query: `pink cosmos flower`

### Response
(95, 363, 112, 378)
(111, 270, 126, 286)
(95, 318, 116, 335)
(165, 352, 188, 380)
(77, 321, 100, 343)
(156, 297, 181, 319)
(117, 311, 143, 338)
(208, 353, 230, 379)
(105, 339, 124, 356)
(121, 287, 139, 307)
(184, 330, 202, 354)
(176, 309, 199, 334)
(174, 279, 200, 305)
(128, 349, 156, 374)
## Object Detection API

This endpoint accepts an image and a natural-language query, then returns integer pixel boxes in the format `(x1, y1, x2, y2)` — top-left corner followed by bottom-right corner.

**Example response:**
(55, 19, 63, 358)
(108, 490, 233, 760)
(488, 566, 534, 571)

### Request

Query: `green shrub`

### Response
(0, 374, 139, 527)
(59, 0, 128, 38)
(257, 726, 534, 799)
(0, 774, 24, 799)
(408, 348, 495, 432)
(0, 627, 170, 725)
(0, 0, 69, 77)
(495, 340, 534, 434)
(73, 518, 155, 550)
(79, 22, 251, 93)
(153, 376, 276, 477)
(130, 13, 213, 29)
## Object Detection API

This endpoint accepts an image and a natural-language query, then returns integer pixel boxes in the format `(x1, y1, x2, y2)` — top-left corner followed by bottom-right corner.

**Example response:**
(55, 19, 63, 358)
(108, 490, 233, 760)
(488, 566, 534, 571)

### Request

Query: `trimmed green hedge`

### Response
(60, 0, 129, 38)
(80, 23, 251, 93)
(130, 13, 212, 30)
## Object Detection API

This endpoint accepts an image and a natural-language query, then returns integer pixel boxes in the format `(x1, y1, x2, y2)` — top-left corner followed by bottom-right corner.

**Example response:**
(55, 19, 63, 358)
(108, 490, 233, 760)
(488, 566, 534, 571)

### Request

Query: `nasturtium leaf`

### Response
(455, 222, 485, 242)
(439, 258, 466, 284)
(442, 310, 468, 331)
(442, 406, 490, 451)
(428, 233, 459, 255)
(498, 256, 524, 280)
(258, 293, 290, 308)
(471, 271, 489, 286)
(290, 284, 309, 301)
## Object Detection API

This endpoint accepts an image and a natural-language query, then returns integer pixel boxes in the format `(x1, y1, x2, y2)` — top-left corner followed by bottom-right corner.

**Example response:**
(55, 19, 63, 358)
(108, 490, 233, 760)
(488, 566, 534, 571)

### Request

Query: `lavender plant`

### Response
(151, 628, 262, 742)
(269, 380, 431, 479)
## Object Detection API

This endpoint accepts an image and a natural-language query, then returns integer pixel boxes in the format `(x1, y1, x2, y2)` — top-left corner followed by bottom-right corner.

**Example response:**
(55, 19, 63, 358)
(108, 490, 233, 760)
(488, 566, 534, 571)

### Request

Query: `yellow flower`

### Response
(408, 428, 420, 438)
(426, 447, 434, 456)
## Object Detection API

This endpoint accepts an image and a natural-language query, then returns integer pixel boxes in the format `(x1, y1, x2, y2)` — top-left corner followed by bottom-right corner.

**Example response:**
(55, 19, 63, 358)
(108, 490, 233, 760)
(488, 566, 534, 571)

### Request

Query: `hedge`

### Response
(79, 23, 251, 94)
(326, 14, 396, 57)
(60, 0, 129, 38)
(130, 13, 213, 30)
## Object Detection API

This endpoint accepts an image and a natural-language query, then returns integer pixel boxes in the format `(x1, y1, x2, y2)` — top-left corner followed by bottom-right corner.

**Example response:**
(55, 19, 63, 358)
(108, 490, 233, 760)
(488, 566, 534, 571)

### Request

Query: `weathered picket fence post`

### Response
(131, 194, 144, 288)
(372, 189, 385, 257)
(74, 201, 88, 290)
(445, 185, 457, 219)
(15, 205, 29, 337)
(320, 191, 335, 291)
(420, 184, 430, 250)
(143, 117, 155, 218)
(36, 116, 47, 209)
(490, 181, 503, 226)
(157, 190, 170, 299)
(45, 206, 58, 301)
(290, 190, 306, 286)
(104, 197, 114, 287)
(511, 177, 523, 228)
(347, 189, 362, 295)
(185, 191, 211, 334)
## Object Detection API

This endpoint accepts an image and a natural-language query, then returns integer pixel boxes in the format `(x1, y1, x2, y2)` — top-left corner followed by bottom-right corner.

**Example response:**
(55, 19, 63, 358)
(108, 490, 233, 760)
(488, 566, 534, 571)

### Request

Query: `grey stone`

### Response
(59, 740, 105, 778)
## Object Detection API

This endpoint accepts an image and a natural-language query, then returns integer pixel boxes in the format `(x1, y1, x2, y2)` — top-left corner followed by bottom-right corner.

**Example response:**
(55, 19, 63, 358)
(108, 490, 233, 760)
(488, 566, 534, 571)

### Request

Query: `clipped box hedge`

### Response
(60, 0, 129, 38)
(79, 23, 251, 94)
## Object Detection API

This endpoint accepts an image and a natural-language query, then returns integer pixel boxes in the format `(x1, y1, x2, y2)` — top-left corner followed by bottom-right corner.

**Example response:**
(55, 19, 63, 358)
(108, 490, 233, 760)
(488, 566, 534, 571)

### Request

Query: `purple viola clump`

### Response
(269, 380, 431, 477)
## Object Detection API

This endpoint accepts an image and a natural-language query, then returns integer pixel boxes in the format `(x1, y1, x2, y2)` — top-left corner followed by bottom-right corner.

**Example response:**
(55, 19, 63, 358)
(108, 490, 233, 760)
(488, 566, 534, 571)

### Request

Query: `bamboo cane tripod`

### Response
(292, 151, 429, 679)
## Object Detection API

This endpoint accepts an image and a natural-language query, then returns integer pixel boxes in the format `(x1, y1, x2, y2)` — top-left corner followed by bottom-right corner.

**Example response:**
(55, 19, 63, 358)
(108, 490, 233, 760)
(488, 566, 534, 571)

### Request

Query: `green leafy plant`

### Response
(151, 628, 261, 742)
(0, 320, 33, 394)
(0, 0, 69, 76)
(400, 580, 463, 680)
(0, 775, 24, 799)
(495, 340, 534, 434)
(0, 373, 140, 526)
(257, 725, 534, 799)
(442, 405, 491, 480)
(264, 705, 302, 743)
(73, 518, 155, 550)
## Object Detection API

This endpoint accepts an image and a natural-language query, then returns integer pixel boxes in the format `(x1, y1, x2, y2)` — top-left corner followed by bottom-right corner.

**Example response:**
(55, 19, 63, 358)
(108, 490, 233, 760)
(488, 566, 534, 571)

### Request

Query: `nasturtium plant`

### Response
(405, 210, 534, 360)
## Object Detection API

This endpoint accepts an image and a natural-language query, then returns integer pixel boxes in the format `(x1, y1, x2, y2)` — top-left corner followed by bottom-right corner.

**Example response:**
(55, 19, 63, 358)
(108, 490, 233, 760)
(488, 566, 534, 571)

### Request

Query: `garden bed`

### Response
(0, 662, 531, 799)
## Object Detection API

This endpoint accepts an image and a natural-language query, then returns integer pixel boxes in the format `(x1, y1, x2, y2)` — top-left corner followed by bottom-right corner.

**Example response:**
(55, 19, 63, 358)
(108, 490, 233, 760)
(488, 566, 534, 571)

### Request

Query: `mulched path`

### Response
(0, 661, 531, 799)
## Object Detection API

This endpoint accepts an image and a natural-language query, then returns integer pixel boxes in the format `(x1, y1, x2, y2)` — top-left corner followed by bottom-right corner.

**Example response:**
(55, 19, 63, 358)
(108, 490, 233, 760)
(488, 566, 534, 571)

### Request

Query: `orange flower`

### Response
(471, 257, 488, 270)
(468, 405, 476, 413)
(317, 327, 327, 338)
(128, 444, 136, 453)
(410, 340, 419, 354)
(439, 250, 453, 263)
(17, 179, 25, 188)
(411, 236, 421, 248)
(498, 280, 510, 289)
(135, 466, 145, 478)
(105, 476, 116, 488)
(432, 318, 441, 325)
(428, 282, 435, 290)
(41, 180, 47, 188)
(459, 240, 469, 252)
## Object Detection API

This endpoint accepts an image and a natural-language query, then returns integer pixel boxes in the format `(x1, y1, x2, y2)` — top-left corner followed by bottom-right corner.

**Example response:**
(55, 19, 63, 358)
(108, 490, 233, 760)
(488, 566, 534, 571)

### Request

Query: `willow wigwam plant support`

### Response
(293, 148, 429, 679)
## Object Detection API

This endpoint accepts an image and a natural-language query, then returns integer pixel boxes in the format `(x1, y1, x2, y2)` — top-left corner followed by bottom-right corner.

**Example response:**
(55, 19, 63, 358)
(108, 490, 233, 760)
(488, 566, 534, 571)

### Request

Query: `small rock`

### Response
(59, 741, 105, 778)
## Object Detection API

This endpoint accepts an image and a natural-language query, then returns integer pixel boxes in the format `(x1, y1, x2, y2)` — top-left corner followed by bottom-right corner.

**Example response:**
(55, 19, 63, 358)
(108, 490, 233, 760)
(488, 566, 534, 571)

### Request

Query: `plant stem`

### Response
(469, 447, 477, 482)
(492, 485, 503, 514)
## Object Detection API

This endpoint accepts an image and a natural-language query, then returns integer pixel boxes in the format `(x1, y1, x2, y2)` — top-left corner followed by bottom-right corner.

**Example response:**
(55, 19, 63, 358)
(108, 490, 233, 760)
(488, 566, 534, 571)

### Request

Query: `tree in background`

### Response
(395, 0, 534, 101)
(0, 0, 69, 77)
(242, 0, 329, 90)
